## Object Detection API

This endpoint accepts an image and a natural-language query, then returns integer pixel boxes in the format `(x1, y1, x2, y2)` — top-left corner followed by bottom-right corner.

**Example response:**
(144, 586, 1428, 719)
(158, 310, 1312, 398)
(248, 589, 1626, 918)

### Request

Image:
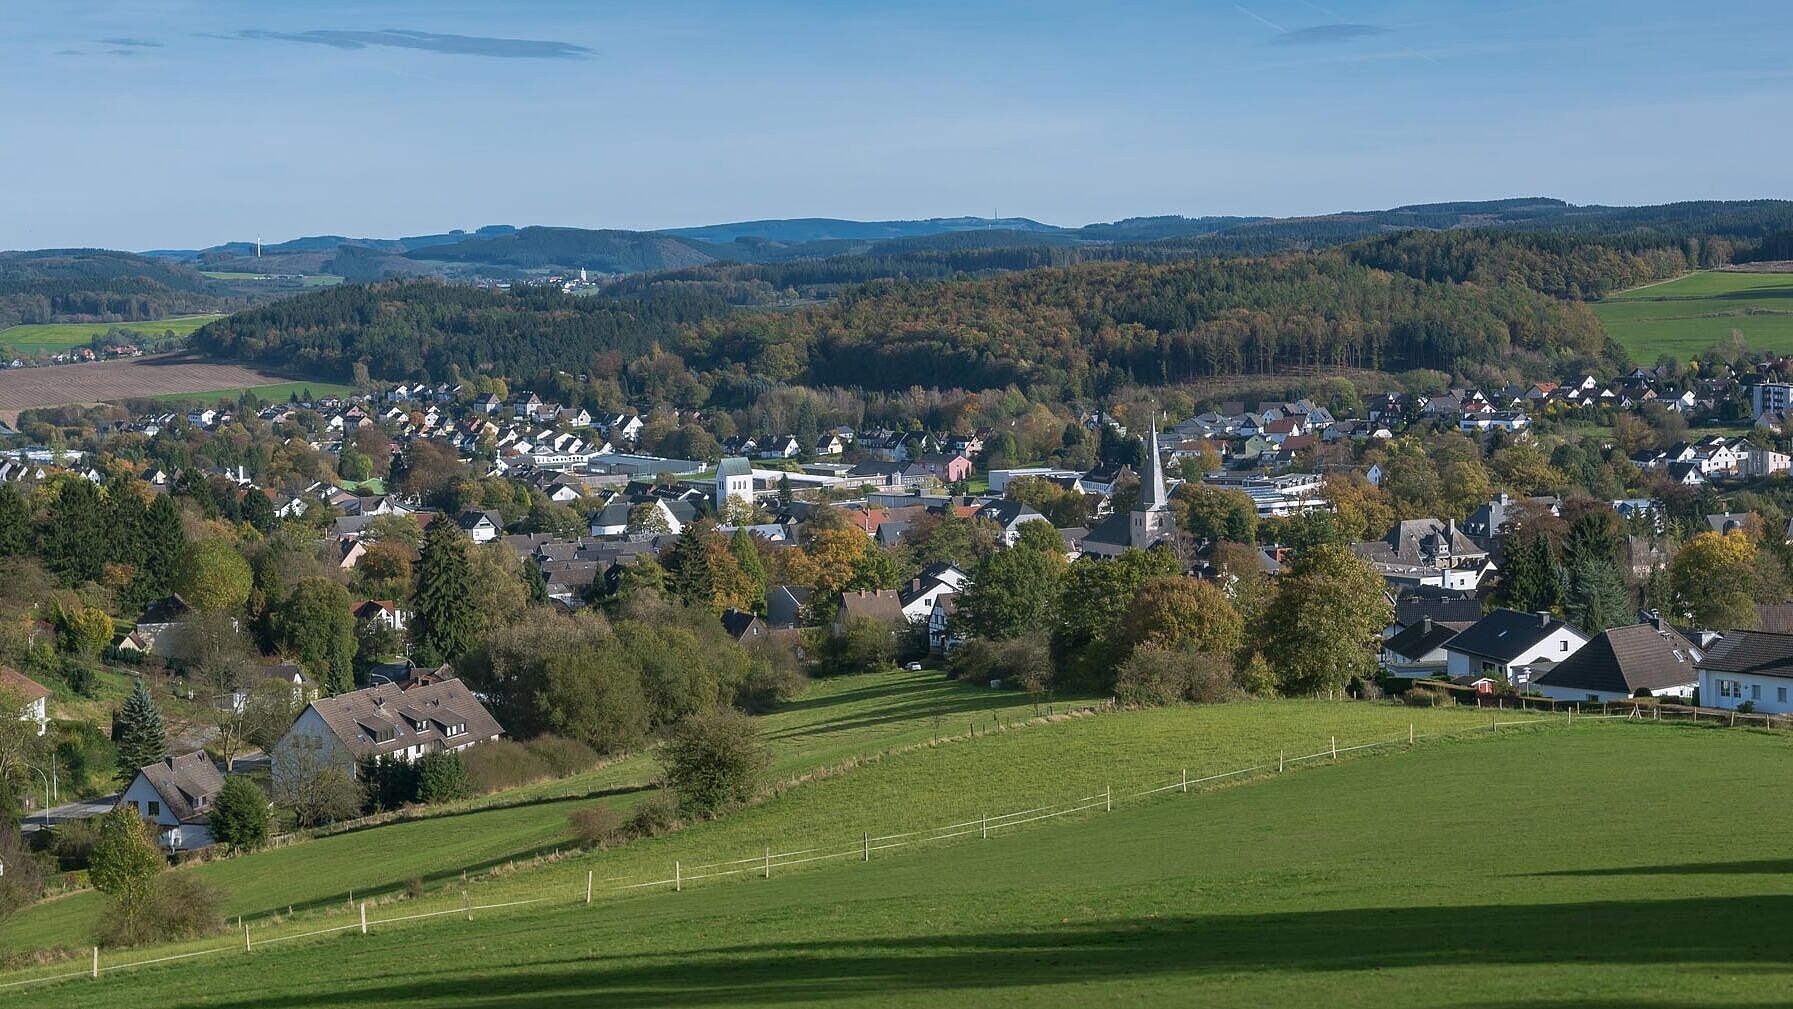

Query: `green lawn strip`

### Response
(0, 316, 224, 354)
(139, 381, 357, 405)
(30, 721, 1793, 1007)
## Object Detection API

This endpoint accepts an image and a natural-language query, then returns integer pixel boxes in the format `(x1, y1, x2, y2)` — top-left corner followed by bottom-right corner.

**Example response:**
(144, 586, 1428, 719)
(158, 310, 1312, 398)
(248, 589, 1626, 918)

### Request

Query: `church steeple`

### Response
(1130, 414, 1174, 549)
(1140, 416, 1168, 513)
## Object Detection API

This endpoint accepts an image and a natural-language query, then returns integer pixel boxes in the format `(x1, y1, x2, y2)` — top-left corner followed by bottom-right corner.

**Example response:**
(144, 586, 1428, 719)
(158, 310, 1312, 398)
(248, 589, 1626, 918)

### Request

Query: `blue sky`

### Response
(4, 0, 1790, 250)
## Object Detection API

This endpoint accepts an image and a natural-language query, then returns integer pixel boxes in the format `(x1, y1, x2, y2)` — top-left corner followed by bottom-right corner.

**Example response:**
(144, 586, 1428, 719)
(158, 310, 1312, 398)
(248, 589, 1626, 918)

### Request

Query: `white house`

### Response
(1530, 621, 1701, 704)
(455, 509, 503, 543)
(1379, 617, 1471, 678)
(1443, 608, 1589, 687)
(716, 457, 754, 514)
(270, 677, 504, 791)
(1696, 629, 1793, 714)
(1, 667, 49, 736)
(118, 751, 223, 851)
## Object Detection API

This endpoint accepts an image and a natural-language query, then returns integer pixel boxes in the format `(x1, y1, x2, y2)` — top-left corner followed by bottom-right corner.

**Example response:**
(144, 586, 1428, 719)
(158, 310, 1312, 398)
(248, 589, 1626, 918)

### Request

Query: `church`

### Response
(1078, 419, 1176, 559)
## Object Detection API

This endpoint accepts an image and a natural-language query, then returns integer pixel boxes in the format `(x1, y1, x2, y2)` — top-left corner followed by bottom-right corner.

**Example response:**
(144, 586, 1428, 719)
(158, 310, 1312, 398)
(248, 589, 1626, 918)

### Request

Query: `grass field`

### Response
(0, 315, 223, 355)
(199, 272, 342, 287)
(20, 720, 1793, 1007)
(1594, 270, 1793, 359)
(0, 354, 318, 419)
(143, 381, 357, 405)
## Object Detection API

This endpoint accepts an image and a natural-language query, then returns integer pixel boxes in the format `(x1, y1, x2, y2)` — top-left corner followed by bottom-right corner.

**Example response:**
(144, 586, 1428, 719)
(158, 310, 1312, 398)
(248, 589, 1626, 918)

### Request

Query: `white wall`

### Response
(1699, 670, 1793, 714)
(1447, 627, 1587, 685)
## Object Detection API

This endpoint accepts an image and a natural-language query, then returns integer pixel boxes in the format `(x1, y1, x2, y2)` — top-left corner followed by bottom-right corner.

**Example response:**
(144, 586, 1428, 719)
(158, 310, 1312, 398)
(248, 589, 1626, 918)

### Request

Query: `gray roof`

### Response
(717, 457, 752, 478)
(1698, 630, 1793, 681)
(1532, 622, 1701, 695)
(1383, 618, 1473, 662)
(1446, 608, 1579, 663)
(304, 677, 503, 760)
(135, 751, 224, 825)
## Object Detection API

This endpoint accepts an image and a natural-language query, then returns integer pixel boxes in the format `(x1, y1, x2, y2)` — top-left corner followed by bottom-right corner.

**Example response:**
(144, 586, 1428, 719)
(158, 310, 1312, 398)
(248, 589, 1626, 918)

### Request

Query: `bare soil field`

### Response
(0, 353, 303, 420)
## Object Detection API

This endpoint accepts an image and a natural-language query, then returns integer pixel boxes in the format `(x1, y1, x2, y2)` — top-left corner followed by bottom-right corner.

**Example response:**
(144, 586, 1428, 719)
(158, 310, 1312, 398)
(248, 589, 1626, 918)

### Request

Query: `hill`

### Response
(16, 719, 1793, 1007)
(1594, 269, 1793, 359)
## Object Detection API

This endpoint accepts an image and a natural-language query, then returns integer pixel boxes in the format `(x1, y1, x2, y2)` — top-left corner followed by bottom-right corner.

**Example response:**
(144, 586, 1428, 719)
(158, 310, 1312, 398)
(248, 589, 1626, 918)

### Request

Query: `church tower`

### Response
(1130, 417, 1174, 548)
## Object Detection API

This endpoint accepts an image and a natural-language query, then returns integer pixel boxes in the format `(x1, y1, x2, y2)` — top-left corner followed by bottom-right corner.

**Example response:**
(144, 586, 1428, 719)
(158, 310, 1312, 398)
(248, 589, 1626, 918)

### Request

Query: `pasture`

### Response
(0, 315, 223, 356)
(1594, 269, 1793, 359)
(22, 721, 1793, 1008)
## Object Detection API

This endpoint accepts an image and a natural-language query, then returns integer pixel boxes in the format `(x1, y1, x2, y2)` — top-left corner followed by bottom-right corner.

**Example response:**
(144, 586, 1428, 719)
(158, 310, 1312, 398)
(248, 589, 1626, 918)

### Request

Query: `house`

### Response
(767, 585, 813, 628)
(975, 499, 1048, 547)
(1695, 630, 1793, 714)
(271, 678, 503, 790)
(118, 751, 224, 851)
(1530, 620, 1702, 703)
(455, 509, 503, 543)
(1351, 519, 1493, 592)
(720, 608, 767, 644)
(912, 452, 972, 485)
(1443, 608, 1589, 687)
(353, 599, 406, 632)
(1379, 617, 1472, 678)
(928, 595, 962, 653)
(834, 589, 909, 635)
(1, 667, 50, 736)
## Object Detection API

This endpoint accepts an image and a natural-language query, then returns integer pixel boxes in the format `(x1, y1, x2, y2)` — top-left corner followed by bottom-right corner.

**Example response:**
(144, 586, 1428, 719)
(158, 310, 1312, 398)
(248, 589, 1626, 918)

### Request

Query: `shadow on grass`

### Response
(1529, 857, 1793, 877)
(181, 894, 1793, 1009)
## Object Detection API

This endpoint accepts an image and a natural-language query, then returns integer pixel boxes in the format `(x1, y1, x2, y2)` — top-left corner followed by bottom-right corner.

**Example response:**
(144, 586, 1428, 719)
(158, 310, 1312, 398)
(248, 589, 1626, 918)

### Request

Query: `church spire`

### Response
(1139, 415, 1168, 512)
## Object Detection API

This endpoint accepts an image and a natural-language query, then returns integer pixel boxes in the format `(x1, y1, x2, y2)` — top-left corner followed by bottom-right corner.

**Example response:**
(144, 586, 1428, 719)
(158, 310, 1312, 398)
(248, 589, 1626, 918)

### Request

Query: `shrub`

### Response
(659, 709, 771, 817)
(404, 876, 424, 898)
(569, 804, 625, 848)
(461, 739, 553, 794)
(524, 735, 601, 778)
(209, 776, 271, 853)
(1404, 685, 1446, 707)
(736, 638, 809, 713)
(0, 825, 47, 922)
(47, 817, 99, 872)
(415, 752, 470, 804)
(626, 791, 680, 839)
(1114, 646, 1240, 706)
(98, 874, 222, 947)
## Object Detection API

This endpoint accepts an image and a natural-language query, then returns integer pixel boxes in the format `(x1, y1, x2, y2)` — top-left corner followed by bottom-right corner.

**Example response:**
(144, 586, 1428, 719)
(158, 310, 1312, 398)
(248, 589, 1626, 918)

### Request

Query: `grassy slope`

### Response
(36, 721, 1793, 1008)
(0, 670, 1071, 950)
(142, 381, 357, 405)
(1595, 270, 1793, 359)
(0, 316, 224, 354)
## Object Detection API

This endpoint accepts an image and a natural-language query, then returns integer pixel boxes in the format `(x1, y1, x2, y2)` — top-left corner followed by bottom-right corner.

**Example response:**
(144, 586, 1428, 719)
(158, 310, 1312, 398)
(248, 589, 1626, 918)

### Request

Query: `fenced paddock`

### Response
(0, 705, 1766, 994)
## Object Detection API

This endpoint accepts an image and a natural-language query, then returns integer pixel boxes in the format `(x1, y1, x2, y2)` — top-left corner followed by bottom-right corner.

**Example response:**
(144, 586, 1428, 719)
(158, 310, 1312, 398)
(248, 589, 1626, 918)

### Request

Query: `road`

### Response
(19, 793, 119, 833)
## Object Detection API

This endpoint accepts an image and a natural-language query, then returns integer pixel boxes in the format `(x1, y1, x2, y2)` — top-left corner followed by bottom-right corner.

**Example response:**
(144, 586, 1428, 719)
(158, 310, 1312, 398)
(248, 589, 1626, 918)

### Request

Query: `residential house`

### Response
(834, 589, 908, 636)
(118, 752, 223, 851)
(767, 585, 813, 628)
(1351, 518, 1494, 592)
(455, 509, 504, 543)
(720, 608, 767, 644)
(1, 667, 49, 735)
(1443, 608, 1589, 687)
(271, 678, 504, 791)
(912, 452, 972, 485)
(1531, 621, 1702, 703)
(1696, 630, 1793, 714)
(353, 599, 406, 632)
(1379, 617, 1472, 678)
(974, 499, 1048, 547)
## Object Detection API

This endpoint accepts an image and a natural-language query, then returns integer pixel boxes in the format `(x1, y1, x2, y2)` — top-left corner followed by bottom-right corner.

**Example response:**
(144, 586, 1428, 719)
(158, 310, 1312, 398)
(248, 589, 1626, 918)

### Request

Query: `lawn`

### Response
(142, 381, 357, 405)
(1594, 270, 1793, 359)
(0, 315, 224, 355)
(23, 720, 1793, 1007)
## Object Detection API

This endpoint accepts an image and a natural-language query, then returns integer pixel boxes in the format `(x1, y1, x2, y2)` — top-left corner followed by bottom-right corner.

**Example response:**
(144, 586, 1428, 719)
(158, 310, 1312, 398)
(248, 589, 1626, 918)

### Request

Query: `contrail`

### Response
(1232, 4, 1288, 33)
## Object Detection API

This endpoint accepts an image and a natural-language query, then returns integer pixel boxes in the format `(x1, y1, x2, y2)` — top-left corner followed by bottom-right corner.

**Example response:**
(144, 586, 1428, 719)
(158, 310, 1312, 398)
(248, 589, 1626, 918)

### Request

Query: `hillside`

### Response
(17, 720, 1793, 1007)
(0, 250, 231, 328)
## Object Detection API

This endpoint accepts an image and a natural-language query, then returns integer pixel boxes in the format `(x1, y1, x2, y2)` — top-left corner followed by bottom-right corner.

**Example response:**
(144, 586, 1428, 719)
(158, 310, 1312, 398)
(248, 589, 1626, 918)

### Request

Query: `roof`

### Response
(1383, 619, 1473, 662)
(1698, 630, 1793, 682)
(135, 751, 224, 824)
(1445, 608, 1580, 663)
(717, 456, 752, 478)
(719, 608, 764, 641)
(0, 666, 50, 702)
(303, 677, 503, 760)
(1393, 597, 1485, 629)
(1532, 622, 1701, 695)
(976, 499, 1044, 529)
(838, 589, 906, 625)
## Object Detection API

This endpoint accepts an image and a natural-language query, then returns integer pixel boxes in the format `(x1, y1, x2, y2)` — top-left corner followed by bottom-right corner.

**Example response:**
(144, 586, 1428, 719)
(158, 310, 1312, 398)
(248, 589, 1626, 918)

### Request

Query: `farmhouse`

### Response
(271, 678, 503, 788)
(1444, 608, 1588, 687)
(1530, 621, 1702, 703)
(118, 751, 224, 851)
(1695, 630, 1793, 715)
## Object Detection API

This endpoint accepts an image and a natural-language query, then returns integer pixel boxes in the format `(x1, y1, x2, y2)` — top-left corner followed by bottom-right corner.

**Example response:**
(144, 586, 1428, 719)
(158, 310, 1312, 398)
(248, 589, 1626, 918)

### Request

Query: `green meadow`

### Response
(0, 315, 224, 355)
(142, 381, 357, 405)
(19, 720, 1793, 1008)
(1594, 270, 1793, 359)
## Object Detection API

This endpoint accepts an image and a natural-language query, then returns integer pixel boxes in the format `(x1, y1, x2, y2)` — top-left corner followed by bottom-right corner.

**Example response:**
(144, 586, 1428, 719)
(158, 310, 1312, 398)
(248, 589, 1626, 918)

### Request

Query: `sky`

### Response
(3, 0, 1791, 250)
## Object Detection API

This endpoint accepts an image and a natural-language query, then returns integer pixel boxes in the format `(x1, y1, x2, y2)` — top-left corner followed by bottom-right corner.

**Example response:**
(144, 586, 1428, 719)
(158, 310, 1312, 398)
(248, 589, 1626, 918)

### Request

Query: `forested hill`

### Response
(192, 238, 1611, 396)
(0, 249, 234, 328)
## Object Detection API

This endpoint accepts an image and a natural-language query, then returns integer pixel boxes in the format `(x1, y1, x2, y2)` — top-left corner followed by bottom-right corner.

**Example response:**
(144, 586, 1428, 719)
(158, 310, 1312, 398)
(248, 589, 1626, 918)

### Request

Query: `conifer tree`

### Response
(729, 528, 767, 612)
(665, 526, 714, 608)
(412, 519, 478, 664)
(1564, 555, 1633, 633)
(0, 483, 29, 557)
(113, 680, 167, 782)
(40, 478, 106, 585)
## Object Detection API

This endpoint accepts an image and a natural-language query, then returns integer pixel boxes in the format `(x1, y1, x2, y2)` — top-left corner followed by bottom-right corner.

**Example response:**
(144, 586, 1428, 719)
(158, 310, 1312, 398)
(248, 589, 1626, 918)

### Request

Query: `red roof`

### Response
(0, 666, 50, 702)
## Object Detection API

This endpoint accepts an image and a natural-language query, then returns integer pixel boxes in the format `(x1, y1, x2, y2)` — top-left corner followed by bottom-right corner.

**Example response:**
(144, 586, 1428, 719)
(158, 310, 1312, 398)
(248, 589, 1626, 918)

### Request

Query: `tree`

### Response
(415, 751, 469, 804)
(270, 746, 363, 828)
(1564, 555, 1633, 634)
(88, 806, 162, 915)
(1495, 533, 1564, 614)
(1258, 545, 1390, 696)
(113, 680, 167, 782)
(1173, 484, 1258, 544)
(209, 776, 270, 853)
(537, 644, 652, 754)
(1668, 530, 1759, 629)
(0, 684, 46, 823)
(0, 823, 47, 921)
(128, 493, 185, 607)
(412, 520, 478, 665)
(240, 487, 277, 533)
(166, 612, 259, 768)
(664, 526, 715, 609)
(1053, 548, 1180, 688)
(1012, 519, 1066, 556)
(175, 539, 253, 613)
(273, 578, 358, 695)
(953, 540, 1066, 641)
(39, 477, 106, 585)
(1118, 577, 1244, 658)
(0, 484, 29, 558)
(53, 598, 114, 657)
(625, 502, 672, 537)
(659, 708, 769, 816)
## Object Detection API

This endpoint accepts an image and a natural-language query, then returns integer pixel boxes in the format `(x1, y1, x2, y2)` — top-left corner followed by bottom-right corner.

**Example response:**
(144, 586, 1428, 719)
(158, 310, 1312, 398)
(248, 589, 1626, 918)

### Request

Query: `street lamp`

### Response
(22, 761, 51, 830)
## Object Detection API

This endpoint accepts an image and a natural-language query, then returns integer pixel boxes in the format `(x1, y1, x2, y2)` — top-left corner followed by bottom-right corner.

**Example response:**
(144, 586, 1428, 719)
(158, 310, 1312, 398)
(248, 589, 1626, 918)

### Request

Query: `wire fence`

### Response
(0, 703, 1760, 993)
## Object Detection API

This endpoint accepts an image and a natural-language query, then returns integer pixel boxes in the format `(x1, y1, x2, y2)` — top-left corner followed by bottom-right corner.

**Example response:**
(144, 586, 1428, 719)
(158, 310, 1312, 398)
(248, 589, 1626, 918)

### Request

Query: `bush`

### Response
(1114, 646, 1240, 706)
(404, 876, 424, 898)
(626, 791, 680, 839)
(415, 752, 470, 804)
(736, 638, 809, 713)
(460, 740, 553, 794)
(659, 709, 771, 817)
(524, 735, 601, 778)
(0, 825, 47, 922)
(47, 817, 99, 872)
(209, 776, 271, 853)
(1404, 685, 1447, 707)
(569, 804, 625, 848)
(97, 874, 222, 947)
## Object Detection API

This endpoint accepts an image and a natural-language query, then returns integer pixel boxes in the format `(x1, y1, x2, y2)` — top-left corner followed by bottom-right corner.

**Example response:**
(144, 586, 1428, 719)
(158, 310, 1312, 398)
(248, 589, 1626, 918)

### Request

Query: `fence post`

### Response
(359, 902, 367, 935)
(92, 946, 98, 979)
(982, 814, 988, 839)
(1105, 785, 1112, 812)
(244, 921, 252, 953)
(1408, 722, 1414, 745)
(1491, 713, 1497, 733)
(586, 870, 593, 905)
(765, 846, 771, 879)
(675, 861, 682, 892)
(1181, 767, 1188, 793)
(1278, 749, 1284, 773)
(464, 890, 471, 921)
(1330, 736, 1337, 761)
(863, 831, 870, 862)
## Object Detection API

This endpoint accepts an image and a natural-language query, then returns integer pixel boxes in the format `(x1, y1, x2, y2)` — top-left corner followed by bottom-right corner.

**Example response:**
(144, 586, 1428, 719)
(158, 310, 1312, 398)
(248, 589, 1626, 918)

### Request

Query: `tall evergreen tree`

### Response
(412, 520, 478, 664)
(1496, 535, 1564, 613)
(1564, 556, 1633, 633)
(113, 680, 167, 782)
(40, 478, 106, 585)
(0, 483, 29, 557)
(729, 528, 767, 612)
(665, 526, 715, 608)
(137, 494, 185, 598)
(523, 557, 549, 606)
(240, 487, 277, 533)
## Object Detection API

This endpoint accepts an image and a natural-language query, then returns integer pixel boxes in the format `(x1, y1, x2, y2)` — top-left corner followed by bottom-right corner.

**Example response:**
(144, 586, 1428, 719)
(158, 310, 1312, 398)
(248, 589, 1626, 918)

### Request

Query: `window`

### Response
(1752, 684, 1762, 701)
(1560, 640, 1569, 651)
(147, 800, 160, 817)
(1779, 687, 1788, 703)
(1718, 679, 1743, 699)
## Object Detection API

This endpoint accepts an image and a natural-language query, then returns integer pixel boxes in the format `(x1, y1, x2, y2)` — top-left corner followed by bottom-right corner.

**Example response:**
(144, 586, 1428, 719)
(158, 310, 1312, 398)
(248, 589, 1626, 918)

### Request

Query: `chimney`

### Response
(1421, 616, 1433, 634)
(1536, 611, 1551, 627)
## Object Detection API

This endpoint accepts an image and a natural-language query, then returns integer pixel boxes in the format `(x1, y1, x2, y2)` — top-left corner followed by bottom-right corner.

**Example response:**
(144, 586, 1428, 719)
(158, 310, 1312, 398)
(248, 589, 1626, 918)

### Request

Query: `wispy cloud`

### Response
(215, 28, 594, 60)
(98, 38, 162, 48)
(1270, 23, 1389, 45)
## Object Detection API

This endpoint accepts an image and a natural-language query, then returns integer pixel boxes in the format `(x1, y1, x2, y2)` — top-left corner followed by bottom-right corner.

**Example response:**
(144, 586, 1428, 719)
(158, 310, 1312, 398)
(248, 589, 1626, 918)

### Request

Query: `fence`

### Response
(0, 704, 1759, 993)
